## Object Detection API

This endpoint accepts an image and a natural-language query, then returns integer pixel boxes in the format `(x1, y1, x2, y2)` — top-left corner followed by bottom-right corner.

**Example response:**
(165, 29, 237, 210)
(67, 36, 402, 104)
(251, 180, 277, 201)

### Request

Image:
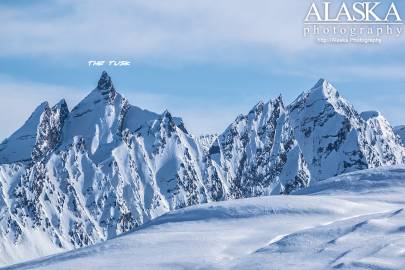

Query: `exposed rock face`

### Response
(203, 79, 405, 198)
(204, 96, 310, 198)
(286, 80, 405, 180)
(32, 100, 69, 161)
(394, 125, 405, 146)
(0, 74, 403, 265)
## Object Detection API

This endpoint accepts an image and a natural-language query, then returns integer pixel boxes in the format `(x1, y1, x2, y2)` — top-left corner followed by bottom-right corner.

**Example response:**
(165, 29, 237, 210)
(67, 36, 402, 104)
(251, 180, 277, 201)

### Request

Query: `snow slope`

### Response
(5, 166, 405, 270)
(0, 72, 211, 266)
(1, 73, 405, 267)
(204, 79, 405, 198)
(0, 102, 48, 164)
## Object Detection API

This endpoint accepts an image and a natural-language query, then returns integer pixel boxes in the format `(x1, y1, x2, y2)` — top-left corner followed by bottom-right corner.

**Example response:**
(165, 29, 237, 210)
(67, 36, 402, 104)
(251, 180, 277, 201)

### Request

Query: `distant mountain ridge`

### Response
(0, 72, 404, 266)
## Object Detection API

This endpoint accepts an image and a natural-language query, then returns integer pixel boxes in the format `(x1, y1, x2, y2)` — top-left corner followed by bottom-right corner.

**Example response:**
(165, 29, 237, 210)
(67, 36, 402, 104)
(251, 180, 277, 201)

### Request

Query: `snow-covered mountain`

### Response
(204, 79, 405, 197)
(7, 165, 405, 270)
(0, 72, 404, 266)
(0, 71, 214, 265)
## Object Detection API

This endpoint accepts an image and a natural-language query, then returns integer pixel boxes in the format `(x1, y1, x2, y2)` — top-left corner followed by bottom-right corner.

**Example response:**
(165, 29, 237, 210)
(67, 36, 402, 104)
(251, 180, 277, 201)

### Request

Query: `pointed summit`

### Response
(305, 78, 335, 100)
(250, 100, 264, 114)
(95, 71, 117, 103)
(272, 94, 284, 108)
(162, 109, 172, 118)
(55, 98, 68, 108)
(289, 78, 340, 109)
(51, 99, 69, 126)
(53, 99, 69, 118)
(311, 78, 326, 90)
(308, 78, 339, 99)
(32, 99, 70, 161)
(98, 71, 115, 92)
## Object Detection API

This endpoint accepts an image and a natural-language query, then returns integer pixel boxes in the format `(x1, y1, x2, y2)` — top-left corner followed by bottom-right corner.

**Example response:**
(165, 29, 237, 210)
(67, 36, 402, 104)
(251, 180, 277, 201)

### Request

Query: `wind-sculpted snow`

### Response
(0, 73, 405, 266)
(293, 165, 405, 196)
(239, 209, 405, 270)
(5, 166, 405, 270)
(0, 72, 212, 266)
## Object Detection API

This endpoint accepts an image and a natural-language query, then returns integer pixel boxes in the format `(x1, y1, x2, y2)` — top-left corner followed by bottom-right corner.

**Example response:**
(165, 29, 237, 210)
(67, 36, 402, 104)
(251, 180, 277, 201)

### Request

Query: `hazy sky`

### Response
(1, 0, 405, 140)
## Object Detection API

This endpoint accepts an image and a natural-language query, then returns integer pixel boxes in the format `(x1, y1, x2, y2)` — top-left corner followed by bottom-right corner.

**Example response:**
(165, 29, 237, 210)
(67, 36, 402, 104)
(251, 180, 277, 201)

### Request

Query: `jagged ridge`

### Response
(0, 73, 404, 266)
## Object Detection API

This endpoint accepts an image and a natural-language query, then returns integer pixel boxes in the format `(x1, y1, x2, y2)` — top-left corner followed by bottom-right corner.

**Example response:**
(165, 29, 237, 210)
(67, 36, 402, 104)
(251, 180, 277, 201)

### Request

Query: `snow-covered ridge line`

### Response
(6, 165, 405, 270)
(0, 72, 404, 266)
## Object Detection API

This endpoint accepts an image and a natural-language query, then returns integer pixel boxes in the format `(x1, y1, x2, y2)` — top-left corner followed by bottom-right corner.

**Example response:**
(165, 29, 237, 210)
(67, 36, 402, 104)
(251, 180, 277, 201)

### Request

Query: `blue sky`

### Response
(1, 0, 405, 139)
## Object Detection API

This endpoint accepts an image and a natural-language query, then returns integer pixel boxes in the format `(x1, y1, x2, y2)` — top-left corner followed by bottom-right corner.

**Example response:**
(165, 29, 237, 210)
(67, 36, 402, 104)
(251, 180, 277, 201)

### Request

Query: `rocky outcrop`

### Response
(0, 73, 403, 266)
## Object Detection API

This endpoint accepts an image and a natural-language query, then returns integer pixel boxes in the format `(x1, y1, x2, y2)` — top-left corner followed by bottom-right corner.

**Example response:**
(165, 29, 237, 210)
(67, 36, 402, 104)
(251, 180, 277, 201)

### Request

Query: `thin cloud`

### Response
(0, 0, 355, 59)
(337, 65, 405, 80)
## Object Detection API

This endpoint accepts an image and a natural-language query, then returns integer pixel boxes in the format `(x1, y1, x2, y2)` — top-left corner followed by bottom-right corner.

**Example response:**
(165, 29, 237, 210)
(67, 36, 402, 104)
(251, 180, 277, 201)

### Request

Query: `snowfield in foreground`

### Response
(4, 166, 405, 270)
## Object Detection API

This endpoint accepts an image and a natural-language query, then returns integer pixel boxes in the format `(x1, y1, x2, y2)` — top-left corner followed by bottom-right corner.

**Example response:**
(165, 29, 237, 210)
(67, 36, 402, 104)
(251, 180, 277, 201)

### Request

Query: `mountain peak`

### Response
(97, 71, 115, 92)
(288, 78, 335, 112)
(54, 99, 68, 111)
(37, 101, 50, 110)
(162, 109, 172, 118)
(311, 78, 326, 90)
(250, 100, 264, 112)
(304, 78, 341, 104)
(272, 94, 284, 107)
(94, 71, 117, 103)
